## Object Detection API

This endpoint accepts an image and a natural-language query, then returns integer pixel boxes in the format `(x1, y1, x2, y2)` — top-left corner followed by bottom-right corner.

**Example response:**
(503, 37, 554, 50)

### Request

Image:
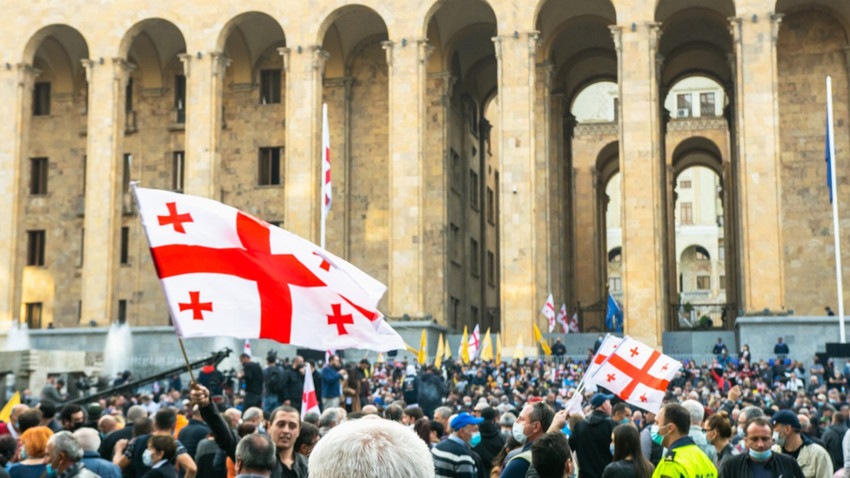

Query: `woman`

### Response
(7, 426, 53, 478)
(140, 435, 178, 478)
(705, 412, 734, 468)
(342, 365, 361, 412)
(738, 344, 751, 366)
(601, 424, 654, 478)
(413, 418, 432, 448)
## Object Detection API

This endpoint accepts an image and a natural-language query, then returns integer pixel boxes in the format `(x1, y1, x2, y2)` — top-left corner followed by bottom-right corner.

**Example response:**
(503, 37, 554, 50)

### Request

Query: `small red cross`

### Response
(327, 303, 353, 335)
(179, 291, 213, 320)
(607, 373, 616, 382)
(662, 363, 669, 371)
(639, 394, 648, 403)
(630, 347, 639, 357)
(313, 252, 331, 271)
(158, 202, 193, 234)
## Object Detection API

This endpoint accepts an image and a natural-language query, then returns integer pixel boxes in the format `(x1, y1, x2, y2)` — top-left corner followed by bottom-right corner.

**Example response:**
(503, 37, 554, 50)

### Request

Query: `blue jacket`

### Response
(82, 450, 122, 478)
(321, 365, 342, 398)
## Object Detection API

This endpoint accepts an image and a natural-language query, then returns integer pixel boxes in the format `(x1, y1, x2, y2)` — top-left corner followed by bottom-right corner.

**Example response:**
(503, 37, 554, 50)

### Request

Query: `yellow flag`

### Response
(0, 392, 20, 423)
(444, 335, 452, 359)
(460, 326, 470, 364)
(418, 330, 427, 365)
(377, 352, 384, 363)
(435, 333, 444, 369)
(496, 333, 502, 363)
(534, 324, 552, 356)
(406, 343, 419, 355)
(479, 328, 493, 361)
(513, 335, 525, 360)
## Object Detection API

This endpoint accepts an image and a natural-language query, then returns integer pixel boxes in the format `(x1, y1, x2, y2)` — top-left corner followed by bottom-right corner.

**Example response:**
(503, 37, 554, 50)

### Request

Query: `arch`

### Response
(23, 25, 89, 95)
(22, 24, 89, 65)
(540, 15, 616, 64)
(318, 4, 389, 76)
(608, 246, 622, 263)
(679, 244, 712, 263)
(118, 18, 186, 60)
(596, 141, 620, 186)
(216, 11, 286, 52)
(422, 0, 496, 43)
(655, 0, 735, 24)
(119, 19, 186, 91)
(671, 136, 723, 176)
(440, 22, 497, 75)
(535, 0, 617, 38)
(570, 80, 618, 123)
(776, 0, 850, 35)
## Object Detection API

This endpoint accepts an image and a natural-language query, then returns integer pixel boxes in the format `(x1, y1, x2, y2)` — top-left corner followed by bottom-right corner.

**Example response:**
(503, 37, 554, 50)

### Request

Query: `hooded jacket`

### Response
(569, 409, 615, 478)
(472, 420, 504, 475)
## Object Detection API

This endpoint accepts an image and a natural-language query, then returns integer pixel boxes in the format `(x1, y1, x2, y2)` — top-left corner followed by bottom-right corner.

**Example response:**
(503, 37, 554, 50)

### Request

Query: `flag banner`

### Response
(556, 304, 568, 333)
(542, 294, 556, 332)
(134, 186, 405, 352)
(243, 339, 252, 357)
(0, 392, 20, 422)
(460, 326, 470, 364)
(569, 312, 580, 334)
(586, 336, 681, 413)
(586, 334, 623, 380)
(321, 103, 332, 217)
(435, 333, 444, 369)
(827, 102, 834, 203)
(418, 330, 427, 365)
(301, 362, 320, 417)
(479, 328, 493, 361)
(468, 324, 480, 360)
(533, 324, 552, 356)
(496, 333, 502, 363)
(606, 294, 623, 332)
(444, 334, 452, 360)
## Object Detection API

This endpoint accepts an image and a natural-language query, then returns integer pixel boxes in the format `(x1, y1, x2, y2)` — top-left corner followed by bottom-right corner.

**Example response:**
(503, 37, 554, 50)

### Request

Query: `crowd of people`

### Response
(2, 335, 850, 477)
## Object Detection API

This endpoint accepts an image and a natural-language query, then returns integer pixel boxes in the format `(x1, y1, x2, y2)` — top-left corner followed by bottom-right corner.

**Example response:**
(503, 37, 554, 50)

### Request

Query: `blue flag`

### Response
(606, 294, 623, 332)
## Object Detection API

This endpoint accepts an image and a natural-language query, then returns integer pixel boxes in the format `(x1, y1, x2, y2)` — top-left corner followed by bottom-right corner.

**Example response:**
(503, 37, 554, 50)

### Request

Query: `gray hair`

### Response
(242, 407, 264, 424)
(681, 400, 704, 425)
(434, 407, 453, 421)
(303, 411, 320, 426)
(126, 405, 147, 423)
(319, 408, 341, 428)
(308, 417, 434, 478)
(72, 427, 100, 452)
(499, 412, 517, 427)
(740, 406, 765, 423)
(49, 431, 83, 462)
(235, 433, 275, 472)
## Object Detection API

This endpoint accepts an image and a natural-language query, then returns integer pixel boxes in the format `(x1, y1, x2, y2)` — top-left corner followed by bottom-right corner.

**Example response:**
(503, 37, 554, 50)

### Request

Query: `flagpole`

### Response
(827, 76, 846, 343)
(177, 338, 196, 382)
(320, 103, 328, 249)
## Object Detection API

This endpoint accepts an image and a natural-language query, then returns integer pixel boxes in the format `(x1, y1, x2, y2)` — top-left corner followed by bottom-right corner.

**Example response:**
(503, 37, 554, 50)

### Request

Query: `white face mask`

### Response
(512, 421, 527, 444)
(142, 449, 153, 467)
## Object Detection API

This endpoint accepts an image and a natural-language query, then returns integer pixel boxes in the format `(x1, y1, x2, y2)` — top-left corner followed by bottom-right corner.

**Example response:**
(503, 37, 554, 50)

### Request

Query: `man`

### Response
(73, 427, 122, 478)
(651, 403, 716, 478)
(115, 407, 198, 478)
(823, 411, 847, 471)
(177, 405, 210, 459)
(569, 393, 616, 478)
(318, 408, 342, 435)
(551, 339, 567, 364)
(310, 417, 434, 477)
(712, 338, 726, 357)
(281, 356, 305, 412)
(97, 416, 118, 437)
(321, 355, 343, 410)
(499, 413, 516, 442)
(263, 351, 285, 413)
(191, 381, 308, 478)
(770, 410, 832, 478)
(473, 407, 505, 476)
(531, 431, 574, 478)
(61, 404, 86, 431)
(611, 403, 631, 425)
(46, 431, 101, 477)
(100, 404, 146, 460)
(432, 412, 485, 478)
(502, 401, 555, 478)
(356, 359, 371, 408)
(775, 338, 790, 360)
(39, 403, 62, 432)
(241, 353, 264, 409)
(435, 406, 454, 432)
(41, 377, 65, 407)
(719, 416, 804, 477)
(418, 366, 445, 419)
(403, 365, 420, 406)
(235, 433, 276, 478)
(639, 411, 664, 466)
(681, 399, 718, 464)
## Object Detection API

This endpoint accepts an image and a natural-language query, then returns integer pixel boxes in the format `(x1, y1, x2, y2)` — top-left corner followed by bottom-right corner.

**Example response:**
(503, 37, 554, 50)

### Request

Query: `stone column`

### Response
(728, 14, 785, 313)
(381, 39, 431, 317)
(0, 63, 36, 325)
(612, 23, 667, 348)
(321, 76, 353, 257)
(282, 46, 327, 241)
(494, 32, 540, 353)
(535, 61, 556, 304)
(183, 52, 229, 199)
(80, 58, 131, 325)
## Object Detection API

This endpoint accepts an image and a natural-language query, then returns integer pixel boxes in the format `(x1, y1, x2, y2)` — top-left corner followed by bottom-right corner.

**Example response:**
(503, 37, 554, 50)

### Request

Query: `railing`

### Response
(125, 110, 137, 134)
(669, 303, 737, 330)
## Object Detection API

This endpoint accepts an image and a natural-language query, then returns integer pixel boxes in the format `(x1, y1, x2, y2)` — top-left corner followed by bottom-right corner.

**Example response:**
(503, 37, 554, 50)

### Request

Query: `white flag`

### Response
(556, 304, 569, 333)
(321, 103, 332, 218)
(301, 362, 320, 417)
(542, 294, 556, 332)
(243, 339, 252, 357)
(468, 324, 480, 360)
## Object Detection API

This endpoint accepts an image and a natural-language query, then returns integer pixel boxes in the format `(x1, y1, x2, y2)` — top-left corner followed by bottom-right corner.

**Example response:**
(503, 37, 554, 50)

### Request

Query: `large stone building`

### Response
(1, 0, 849, 351)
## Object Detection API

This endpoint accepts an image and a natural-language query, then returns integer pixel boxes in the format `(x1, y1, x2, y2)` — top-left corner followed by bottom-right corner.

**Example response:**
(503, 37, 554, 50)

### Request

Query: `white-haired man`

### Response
(681, 399, 717, 464)
(73, 427, 121, 478)
(309, 416, 434, 478)
(46, 431, 100, 477)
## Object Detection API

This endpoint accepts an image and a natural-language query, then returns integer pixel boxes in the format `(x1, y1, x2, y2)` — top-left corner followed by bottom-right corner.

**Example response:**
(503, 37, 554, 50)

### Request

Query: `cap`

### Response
(451, 412, 484, 430)
(590, 393, 614, 408)
(772, 409, 801, 430)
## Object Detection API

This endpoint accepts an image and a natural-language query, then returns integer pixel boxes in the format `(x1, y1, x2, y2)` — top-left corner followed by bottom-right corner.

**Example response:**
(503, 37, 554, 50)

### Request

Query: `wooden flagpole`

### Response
(178, 337, 196, 382)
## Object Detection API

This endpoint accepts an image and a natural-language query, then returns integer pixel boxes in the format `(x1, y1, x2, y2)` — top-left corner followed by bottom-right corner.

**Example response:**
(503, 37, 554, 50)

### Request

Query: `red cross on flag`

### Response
(555, 303, 568, 333)
(134, 186, 405, 352)
(569, 312, 579, 333)
(542, 294, 556, 332)
(467, 324, 480, 361)
(586, 336, 681, 413)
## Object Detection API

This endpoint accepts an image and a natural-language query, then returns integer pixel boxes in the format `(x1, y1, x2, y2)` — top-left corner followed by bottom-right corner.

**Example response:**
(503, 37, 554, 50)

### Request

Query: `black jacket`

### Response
(417, 372, 445, 417)
(822, 422, 847, 471)
(177, 419, 210, 459)
(282, 367, 305, 409)
(569, 410, 615, 478)
(100, 423, 134, 461)
(243, 361, 264, 395)
(718, 452, 804, 478)
(552, 342, 567, 356)
(472, 420, 504, 475)
(141, 463, 178, 478)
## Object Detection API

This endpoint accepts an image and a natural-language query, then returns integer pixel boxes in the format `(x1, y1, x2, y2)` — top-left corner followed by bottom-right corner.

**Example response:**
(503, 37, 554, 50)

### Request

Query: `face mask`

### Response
(609, 444, 616, 456)
(773, 431, 785, 447)
(737, 425, 746, 437)
(142, 449, 153, 467)
(748, 447, 772, 462)
(512, 422, 527, 444)
(650, 425, 665, 446)
(19, 448, 27, 460)
(620, 418, 629, 425)
(46, 465, 57, 478)
(470, 432, 481, 447)
(258, 424, 265, 434)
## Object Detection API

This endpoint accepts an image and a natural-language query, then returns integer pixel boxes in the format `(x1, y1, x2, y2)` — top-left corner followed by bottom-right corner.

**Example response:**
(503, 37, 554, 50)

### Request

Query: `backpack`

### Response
(265, 366, 284, 394)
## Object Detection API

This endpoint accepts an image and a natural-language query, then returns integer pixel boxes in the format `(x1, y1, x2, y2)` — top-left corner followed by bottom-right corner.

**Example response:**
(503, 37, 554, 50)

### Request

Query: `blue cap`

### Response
(451, 412, 484, 429)
(590, 393, 614, 408)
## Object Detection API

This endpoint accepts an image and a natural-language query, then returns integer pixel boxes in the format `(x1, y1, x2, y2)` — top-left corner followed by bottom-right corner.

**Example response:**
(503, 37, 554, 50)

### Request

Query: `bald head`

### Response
(126, 405, 147, 423)
(98, 416, 118, 435)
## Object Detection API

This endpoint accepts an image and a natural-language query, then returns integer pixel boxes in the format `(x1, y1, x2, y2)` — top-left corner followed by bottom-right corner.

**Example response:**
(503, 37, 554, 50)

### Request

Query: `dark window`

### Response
(125, 77, 133, 113)
(26, 230, 45, 266)
(78, 228, 84, 267)
(613, 97, 619, 122)
(608, 247, 622, 263)
(471, 306, 479, 325)
(118, 299, 127, 324)
(494, 171, 500, 223)
(470, 238, 479, 277)
(122, 154, 132, 194)
(260, 70, 282, 104)
(680, 202, 693, 225)
(174, 75, 186, 123)
(81, 155, 87, 195)
(680, 180, 692, 189)
(677, 94, 692, 118)
(120, 227, 129, 264)
(451, 149, 461, 192)
(450, 223, 461, 265)
(33, 82, 50, 116)
(450, 296, 460, 329)
(30, 157, 48, 195)
(469, 170, 479, 210)
(700, 92, 716, 117)
(487, 250, 495, 286)
(259, 147, 281, 185)
(25, 303, 42, 329)
(695, 247, 710, 261)
(172, 151, 185, 192)
(487, 187, 495, 223)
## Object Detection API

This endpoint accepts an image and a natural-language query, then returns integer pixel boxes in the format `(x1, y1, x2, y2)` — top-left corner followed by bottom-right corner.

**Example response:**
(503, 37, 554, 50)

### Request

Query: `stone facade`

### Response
(2, 0, 850, 352)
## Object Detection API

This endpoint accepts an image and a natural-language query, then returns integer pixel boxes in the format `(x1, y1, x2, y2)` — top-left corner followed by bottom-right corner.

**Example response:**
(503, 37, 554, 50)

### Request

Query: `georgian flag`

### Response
(555, 304, 569, 333)
(467, 324, 480, 360)
(542, 294, 556, 332)
(134, 186, 405, 352)
(302, 362, 320, 417)
(569, 312, 579, 333)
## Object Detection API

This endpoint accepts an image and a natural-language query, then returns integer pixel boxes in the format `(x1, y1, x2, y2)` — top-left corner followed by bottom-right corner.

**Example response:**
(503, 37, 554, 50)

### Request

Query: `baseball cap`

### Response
(451, 412, 484, 429)
(590, 393, 614, 408)
(772, 409, 801, 430)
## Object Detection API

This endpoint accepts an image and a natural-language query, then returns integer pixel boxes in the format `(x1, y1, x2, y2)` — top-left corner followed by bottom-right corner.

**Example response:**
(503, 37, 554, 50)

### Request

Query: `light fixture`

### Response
(513, 30, 519, 39)
(297, 45, 302, 54)
(98, 57, 104, 65)
(196, 51, 202, 59)
(752, 14, 758, 23)
(401, 38, 407, 47)
(631, 22, 637, 32)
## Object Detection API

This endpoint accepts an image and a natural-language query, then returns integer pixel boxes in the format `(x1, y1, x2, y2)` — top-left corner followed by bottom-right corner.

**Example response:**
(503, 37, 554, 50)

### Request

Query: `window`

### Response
(78, 228, 84, 267)
(696, 275, 711, 290)
(718, 238, 725, 261)
(30, 157, 48, 195)
(174, 75, 186, 123)
(125, 77, 134, 113)
(609, 276, 622, 292)
(77, 301, 82, 321)
(469, 170, 479, 210)
(680, 202, 693, 225)
(471, 306, 479, 325)
(700, 92, 716, 117)
(608, 247, 622, 263)
(613, 97, 619, 122)
(720, 275, 726, 290)
(487, 250, 495, 286)
(260, 70, 282, 104)
(33, 82, 50, 116)
(172, 151, 185, 192)
(695, 247, 710, 261)
(494, 171, 500, 222)
(122, 154, 132, 194)
(120, 227, 130, 264)
(451, 149, 461, 192)
(26, 230, 45, 266)
(487, 187, 495, 223)
(679, 180, 692, 189)
(118, 299, 127, 324)
(25, 303, 42, 329)
(470, 238, 479, 277)
(81, 155, 87, 195)
(450, 296, 460, 329)
(450, 223, 461, 265)
(676, 93, 691, 118)
(258, 147, 281, 185)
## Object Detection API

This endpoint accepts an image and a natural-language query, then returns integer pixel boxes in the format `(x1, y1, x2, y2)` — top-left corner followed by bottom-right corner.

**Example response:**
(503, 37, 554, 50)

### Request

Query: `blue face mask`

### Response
(46, 465, 57, 478)
(609, 444, 616, 456)
(620, 418, 629, 425)
(469, 432, 481, 447)
(748, 447, 772, 462)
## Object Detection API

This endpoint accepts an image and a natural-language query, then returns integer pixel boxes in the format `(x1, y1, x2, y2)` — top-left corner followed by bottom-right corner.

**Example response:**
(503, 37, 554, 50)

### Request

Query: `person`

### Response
(823, 412, 847, 471)
(281, 356, 305, 412)
(141, 434, 179, 478)
(712, 338, 726, 357)
(342, 364, 361, 412)
(293, 422, 320, 457)
(704, 412, 734, 469)
(474, 407, 505, 476)
(739, 345, 751, 365)
(40, 377, 65, 408)
(639, 411, 664, 467)
(44, 431, 101, 478)
(114, 407, 197, 478)
(552, 339, 567, 364)
(198, 365, 225, 396)
(418, 366, 446, 419)
(530, 431, 574, 478)
(263, 351, 285, 413)
(321, 355, 343, 410)
(719, 416, 804, 477)
(432, 412, 484, 478)
(0, 434, 14, 478)
(601, 424, 654, 478)
(403, 365, 420, 406)
(60, 404, 86, 432)
(234, 433, 277, 478)
(240, 353, 264, 409)
(177, 406, 210, 459)
(191, 381, 308, 478)
(310, 416, 434, 477)
(569, 393, 616, 478)
(650, 403, 716, 478)
(770, 410, 832, 478)
(435, 406, 454, 432)
(501, 401, 555, 478)
(99, 404, 146, 460)
(826, 306, 836, 316)
(681, 399, 717, 464)
(73, 427, 122, 478)
(8, 426, 52, 478)
(612, 403, 632, 426)
(775, 338, 790, 360)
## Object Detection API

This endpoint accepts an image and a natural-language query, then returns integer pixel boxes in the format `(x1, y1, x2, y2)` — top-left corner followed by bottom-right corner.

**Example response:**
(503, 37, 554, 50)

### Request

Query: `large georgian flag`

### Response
(542, 294, 556, 332)
(587, 336, 681, 413)
(134, 186, 405, 352)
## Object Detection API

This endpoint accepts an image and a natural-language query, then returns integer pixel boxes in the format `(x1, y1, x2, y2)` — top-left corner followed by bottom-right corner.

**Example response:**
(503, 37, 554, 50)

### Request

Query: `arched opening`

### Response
(605, 173, 622, 304)
(424, 0, 498, 332)
(572, 81, 618, 123)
